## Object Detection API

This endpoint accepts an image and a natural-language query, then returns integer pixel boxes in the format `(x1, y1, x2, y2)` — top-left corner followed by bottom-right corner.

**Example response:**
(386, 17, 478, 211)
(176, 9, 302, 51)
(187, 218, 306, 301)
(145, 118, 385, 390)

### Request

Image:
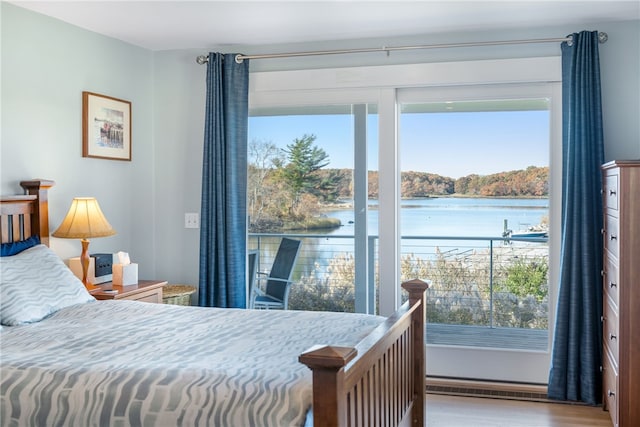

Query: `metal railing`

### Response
(248, 232, 549, 330)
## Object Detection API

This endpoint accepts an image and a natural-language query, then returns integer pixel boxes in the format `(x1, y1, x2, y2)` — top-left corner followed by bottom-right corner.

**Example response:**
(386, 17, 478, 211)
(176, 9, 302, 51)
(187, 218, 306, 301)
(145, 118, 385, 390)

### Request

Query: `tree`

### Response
(313, 169, 343, 202)
(274, 134, 330, 216)
(248, 138, 283, 224)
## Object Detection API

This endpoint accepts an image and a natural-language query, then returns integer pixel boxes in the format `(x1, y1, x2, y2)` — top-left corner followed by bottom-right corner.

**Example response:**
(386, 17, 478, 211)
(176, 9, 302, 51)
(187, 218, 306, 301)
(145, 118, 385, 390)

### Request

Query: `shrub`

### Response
(502, 258, 548, 302)
(287, 246, 549, 330)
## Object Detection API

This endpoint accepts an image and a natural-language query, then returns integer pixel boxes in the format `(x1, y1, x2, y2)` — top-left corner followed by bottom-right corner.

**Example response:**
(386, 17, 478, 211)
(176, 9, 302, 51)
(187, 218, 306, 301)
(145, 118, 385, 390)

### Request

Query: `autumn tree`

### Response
(248, 139, 283, 224)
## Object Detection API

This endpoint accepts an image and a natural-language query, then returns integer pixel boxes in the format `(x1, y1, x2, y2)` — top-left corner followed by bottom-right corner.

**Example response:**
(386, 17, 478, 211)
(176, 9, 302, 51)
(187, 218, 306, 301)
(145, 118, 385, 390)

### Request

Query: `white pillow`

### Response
(0, 244, 95, 325)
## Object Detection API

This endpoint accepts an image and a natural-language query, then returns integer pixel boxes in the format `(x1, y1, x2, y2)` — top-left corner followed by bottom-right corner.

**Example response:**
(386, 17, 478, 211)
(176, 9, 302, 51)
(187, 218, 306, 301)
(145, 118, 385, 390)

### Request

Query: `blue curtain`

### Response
(198, 53, 249, 308)
(548, 31, 605, 404)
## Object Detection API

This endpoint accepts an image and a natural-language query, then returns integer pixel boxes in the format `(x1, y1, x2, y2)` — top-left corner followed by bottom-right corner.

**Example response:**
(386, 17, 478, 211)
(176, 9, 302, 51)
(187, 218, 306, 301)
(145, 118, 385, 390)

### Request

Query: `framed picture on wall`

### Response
(82, 91, 132, 161)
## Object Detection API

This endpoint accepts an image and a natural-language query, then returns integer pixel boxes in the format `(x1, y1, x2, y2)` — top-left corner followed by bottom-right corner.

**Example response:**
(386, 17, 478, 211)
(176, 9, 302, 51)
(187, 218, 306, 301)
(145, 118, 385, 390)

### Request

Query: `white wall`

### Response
(597, 20, 640, 161)
(2, 2, 638, 286)
(1, 3, 157, 277)
(152, 50, 205, 285)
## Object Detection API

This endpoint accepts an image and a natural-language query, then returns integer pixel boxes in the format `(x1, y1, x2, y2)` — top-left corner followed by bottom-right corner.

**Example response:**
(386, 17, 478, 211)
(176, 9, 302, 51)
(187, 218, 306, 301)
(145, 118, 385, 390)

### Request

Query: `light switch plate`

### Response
(185, 213, 200, 229)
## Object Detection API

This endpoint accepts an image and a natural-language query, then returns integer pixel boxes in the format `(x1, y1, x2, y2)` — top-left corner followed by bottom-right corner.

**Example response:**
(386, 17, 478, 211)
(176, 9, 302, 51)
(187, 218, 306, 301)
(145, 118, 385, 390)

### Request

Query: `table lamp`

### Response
(53, 197, 116, 287)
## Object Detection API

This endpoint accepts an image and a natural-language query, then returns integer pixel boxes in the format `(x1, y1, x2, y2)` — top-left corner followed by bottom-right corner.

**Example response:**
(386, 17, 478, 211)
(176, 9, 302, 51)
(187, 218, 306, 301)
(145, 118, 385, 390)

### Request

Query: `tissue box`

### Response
(112, 263, 138, 286)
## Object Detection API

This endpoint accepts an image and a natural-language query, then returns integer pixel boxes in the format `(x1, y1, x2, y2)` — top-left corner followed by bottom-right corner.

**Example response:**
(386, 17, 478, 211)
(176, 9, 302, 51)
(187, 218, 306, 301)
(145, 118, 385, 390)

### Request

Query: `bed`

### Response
(0, 180, 427, 427)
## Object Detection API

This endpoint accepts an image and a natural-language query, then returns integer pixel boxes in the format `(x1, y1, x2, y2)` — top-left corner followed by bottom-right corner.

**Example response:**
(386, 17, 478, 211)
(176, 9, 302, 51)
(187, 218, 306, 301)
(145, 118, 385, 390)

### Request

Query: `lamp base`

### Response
(80, 238, 93, 289)
(69, 257, 113, 286)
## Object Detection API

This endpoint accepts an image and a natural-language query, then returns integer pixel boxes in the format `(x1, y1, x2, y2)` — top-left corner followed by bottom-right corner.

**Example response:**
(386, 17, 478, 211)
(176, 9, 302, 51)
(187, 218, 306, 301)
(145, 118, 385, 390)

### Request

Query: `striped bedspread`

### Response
(0, 301, 382, 427)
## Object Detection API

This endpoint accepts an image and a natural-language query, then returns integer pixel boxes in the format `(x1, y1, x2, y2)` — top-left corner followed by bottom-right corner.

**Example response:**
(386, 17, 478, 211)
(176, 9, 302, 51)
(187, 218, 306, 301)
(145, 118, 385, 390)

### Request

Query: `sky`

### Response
(248, 109, 549, 179)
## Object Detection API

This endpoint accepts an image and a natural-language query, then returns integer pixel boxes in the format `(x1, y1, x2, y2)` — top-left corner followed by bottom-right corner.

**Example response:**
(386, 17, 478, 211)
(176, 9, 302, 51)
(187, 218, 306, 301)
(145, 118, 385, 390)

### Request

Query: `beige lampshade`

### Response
(53, 197, 116, 239)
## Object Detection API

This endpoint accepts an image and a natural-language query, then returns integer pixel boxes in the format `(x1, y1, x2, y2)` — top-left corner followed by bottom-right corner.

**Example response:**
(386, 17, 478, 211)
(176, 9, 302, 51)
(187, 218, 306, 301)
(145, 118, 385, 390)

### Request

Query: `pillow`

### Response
(0, 244, 95, 326)
(1, 235, 40, 257)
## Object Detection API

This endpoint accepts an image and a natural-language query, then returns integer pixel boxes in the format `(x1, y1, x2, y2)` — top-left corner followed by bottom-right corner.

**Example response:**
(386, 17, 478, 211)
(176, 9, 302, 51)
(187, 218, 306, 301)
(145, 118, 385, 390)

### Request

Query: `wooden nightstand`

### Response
(90, 280, 167, 303)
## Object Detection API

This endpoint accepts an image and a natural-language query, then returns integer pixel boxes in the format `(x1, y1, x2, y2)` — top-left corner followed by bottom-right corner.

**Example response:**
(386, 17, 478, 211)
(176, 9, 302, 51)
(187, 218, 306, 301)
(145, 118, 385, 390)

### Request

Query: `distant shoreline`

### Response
(320, 194, 549, 210)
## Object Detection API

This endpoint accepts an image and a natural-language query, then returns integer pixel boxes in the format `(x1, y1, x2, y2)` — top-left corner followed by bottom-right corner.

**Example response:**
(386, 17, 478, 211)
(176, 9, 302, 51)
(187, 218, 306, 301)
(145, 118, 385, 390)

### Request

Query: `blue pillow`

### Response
(1, 235, 41, 257)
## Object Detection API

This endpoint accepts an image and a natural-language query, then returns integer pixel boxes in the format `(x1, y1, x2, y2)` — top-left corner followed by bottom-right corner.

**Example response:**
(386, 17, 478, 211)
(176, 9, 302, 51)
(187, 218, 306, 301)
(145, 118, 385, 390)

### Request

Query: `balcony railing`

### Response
(249, 232, 549, 349)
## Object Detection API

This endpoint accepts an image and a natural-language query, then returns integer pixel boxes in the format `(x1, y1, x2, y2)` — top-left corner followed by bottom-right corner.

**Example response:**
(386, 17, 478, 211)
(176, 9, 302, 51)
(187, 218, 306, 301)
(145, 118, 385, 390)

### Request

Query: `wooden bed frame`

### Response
(1, 179, 428, 427)
(0, 180, 54, 247)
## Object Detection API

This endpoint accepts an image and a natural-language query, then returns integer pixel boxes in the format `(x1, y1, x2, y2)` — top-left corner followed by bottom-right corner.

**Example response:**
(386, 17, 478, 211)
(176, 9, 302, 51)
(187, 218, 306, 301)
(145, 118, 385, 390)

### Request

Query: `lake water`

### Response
(324, 197, 549, 238)
(251, 197, 549, 273)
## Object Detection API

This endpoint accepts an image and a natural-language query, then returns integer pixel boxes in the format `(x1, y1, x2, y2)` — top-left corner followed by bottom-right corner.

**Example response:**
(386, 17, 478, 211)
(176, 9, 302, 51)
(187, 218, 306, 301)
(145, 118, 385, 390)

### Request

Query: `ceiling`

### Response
(10, 1, 640, 51)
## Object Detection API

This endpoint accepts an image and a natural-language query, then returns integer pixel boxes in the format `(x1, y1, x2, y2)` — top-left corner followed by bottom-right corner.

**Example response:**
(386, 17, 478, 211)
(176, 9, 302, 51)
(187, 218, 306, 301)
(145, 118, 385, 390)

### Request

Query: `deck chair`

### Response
(250, 237, 301, 310)
(247, 250, 259, 308)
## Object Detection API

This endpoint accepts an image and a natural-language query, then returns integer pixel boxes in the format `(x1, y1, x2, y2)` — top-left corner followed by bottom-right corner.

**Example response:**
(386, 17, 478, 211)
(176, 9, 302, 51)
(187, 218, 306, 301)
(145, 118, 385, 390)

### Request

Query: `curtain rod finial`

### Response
(196, 55, 209, 65)
(598, 32, 608, 44)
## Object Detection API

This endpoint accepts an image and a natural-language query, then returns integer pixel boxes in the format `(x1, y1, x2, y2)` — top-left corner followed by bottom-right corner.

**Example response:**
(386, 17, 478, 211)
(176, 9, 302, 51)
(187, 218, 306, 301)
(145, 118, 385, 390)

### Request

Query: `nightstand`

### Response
(90, 280, 167, 303)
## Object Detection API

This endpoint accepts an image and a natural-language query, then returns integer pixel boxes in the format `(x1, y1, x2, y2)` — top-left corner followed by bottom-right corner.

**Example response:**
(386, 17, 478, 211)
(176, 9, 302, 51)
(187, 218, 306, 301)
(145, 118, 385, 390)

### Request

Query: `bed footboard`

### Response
(300, 279, 428, 427)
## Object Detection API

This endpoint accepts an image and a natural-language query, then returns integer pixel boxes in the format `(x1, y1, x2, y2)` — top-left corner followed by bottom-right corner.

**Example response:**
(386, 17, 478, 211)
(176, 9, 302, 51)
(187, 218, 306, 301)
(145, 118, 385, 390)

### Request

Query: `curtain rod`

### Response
(195, 32, 608, 65)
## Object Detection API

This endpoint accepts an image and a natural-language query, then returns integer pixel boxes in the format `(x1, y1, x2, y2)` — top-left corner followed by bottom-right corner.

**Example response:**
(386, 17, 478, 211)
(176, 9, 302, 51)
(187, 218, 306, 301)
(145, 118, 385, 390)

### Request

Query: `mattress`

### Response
(0, 300, 382, 427)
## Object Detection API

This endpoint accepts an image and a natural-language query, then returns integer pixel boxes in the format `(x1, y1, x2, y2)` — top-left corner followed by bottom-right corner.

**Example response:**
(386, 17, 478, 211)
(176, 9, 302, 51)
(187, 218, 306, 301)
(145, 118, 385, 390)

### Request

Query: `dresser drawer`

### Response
(603, 173, 619, 213)
(129, 288, 163, 303)
(603, 296, 619, 364)
(604, 214, 619, 259)
(603, 349, 619, 427)
(93, 280, 166, 303)
(603, 255, 620, 309)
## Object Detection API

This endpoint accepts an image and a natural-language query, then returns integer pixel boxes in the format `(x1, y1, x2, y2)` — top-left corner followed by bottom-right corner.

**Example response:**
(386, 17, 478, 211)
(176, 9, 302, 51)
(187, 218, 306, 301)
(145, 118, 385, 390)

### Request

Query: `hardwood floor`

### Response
(426, 393, 612, 427)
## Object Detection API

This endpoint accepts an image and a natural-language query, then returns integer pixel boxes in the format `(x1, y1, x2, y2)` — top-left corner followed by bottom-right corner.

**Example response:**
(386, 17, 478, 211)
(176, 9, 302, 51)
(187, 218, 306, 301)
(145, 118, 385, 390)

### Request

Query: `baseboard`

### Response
(426, 377, 550, 402)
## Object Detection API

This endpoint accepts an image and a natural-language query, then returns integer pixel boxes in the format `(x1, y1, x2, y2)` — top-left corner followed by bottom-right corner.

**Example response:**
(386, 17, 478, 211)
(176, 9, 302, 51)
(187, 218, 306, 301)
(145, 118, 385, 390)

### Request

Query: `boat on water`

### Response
(502, 219, 548, 239)
(510, 229, 548, 238)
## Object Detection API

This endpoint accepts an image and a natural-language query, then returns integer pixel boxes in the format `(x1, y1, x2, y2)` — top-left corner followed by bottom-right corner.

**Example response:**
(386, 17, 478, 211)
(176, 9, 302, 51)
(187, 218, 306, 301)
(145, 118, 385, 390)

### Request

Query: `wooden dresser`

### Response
(601, 160, 640, 427)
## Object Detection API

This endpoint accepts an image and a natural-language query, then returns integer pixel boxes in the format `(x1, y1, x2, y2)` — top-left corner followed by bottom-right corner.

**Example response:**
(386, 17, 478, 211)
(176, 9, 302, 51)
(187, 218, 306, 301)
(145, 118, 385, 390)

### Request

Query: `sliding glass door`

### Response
(398, 84, 561, 383)
(248, 57, 562, 383)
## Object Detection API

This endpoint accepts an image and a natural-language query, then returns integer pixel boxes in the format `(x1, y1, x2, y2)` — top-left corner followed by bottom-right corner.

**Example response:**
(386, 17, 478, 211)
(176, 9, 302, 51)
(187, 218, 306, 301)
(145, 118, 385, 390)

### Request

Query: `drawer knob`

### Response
(610, 333, 617, 341)
(610, 234, 617, 241)
(609, 189, 616, 196)
(610, 282, 617, 288)
(608, 390, 616, 397)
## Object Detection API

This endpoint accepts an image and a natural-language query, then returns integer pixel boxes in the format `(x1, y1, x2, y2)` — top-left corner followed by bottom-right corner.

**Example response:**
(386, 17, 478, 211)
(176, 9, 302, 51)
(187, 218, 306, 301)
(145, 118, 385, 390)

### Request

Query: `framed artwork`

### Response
(82, 91, 131, 161)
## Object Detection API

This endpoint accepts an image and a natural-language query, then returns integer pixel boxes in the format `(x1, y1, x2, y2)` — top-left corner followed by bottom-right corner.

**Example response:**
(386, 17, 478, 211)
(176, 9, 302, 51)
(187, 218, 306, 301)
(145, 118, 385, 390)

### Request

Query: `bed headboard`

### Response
(0, 180, 54, 247)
